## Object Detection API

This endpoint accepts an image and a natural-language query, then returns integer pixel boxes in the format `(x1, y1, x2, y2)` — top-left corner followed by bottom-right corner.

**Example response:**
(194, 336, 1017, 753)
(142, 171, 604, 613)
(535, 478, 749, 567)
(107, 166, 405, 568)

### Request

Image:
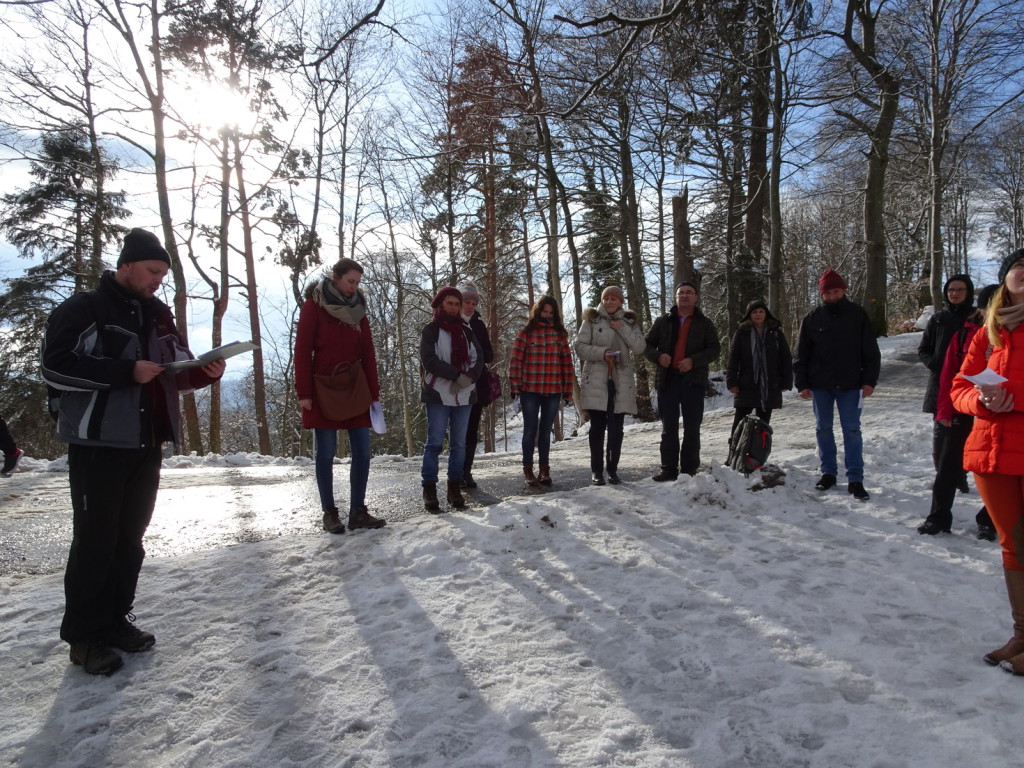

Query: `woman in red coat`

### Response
(951, 248, 1024, 675)
(295, 258, 385, 534)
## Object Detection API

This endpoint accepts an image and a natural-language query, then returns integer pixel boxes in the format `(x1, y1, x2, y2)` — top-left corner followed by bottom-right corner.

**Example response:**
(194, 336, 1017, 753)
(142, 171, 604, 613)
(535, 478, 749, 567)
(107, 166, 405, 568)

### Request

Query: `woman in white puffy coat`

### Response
(574, 286, 647, 485)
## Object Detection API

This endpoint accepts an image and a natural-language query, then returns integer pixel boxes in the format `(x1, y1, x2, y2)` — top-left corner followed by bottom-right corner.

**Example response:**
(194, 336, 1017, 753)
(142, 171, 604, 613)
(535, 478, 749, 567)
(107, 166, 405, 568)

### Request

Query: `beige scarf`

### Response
(997, 303, 1024, 332)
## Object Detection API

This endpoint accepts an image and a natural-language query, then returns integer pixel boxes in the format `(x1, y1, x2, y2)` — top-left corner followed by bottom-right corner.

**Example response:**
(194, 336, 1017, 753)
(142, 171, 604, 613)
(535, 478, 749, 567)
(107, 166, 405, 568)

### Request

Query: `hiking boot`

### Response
(538, 464, 552, 486)
(815, 473, 837, 491)
(848, 482, 869, 501)
(423, 482, 441, 512)
(652, 470, 677, 482)
(70, 640, 124, 676)
(591, 473, 605, 486)
(1, 448, 23, 477)
(349, 505, 386, 530)
(978, 523, 997, 542)
(523, 466, 540, 487)
(607, 471, 621, 485)
(918, 517, 951, 535)
(447, 479, 466, 509)
(322, 508, 345, 534)
(462, 471, 478, 489)
(103, 614, 156, 652)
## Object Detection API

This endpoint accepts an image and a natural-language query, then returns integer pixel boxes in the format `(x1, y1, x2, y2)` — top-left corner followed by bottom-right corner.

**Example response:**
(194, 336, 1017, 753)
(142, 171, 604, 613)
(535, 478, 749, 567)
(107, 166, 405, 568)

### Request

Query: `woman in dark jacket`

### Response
(295, 258, 385, 535)
(458, 282, 495, 489)
(726, 300, 793, 435)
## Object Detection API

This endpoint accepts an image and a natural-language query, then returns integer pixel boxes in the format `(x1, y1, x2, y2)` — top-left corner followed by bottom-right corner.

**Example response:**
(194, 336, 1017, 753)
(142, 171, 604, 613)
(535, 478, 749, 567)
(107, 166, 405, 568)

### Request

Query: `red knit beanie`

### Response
(430, 286, 462, 309)
(818, 269, 847, 293)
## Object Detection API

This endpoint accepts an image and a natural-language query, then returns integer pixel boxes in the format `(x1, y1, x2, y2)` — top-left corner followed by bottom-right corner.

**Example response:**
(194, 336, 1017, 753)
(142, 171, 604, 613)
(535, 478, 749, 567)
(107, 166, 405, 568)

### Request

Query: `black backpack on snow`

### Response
(726, 415, 773, 476)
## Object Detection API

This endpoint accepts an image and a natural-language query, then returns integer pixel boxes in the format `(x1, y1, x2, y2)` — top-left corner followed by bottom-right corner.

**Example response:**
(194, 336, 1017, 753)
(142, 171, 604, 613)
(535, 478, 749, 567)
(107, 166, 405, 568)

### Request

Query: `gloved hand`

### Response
(449, 373, 473, 394)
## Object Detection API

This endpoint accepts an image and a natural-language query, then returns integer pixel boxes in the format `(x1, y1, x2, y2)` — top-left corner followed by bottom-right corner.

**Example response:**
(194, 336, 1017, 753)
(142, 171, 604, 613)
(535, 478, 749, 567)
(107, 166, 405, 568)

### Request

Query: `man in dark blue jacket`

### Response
(41, 229, 225, 675)
(794, 269, 881, 500)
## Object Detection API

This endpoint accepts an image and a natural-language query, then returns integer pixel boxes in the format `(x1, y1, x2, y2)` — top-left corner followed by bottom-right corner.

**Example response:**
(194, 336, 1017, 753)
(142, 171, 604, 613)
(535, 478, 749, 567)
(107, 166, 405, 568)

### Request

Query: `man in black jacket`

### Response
(794, 269, 881, 500)
(644, 282, 721, 480)
(41, 229, 225, 675)
(917, 274, 974, 482)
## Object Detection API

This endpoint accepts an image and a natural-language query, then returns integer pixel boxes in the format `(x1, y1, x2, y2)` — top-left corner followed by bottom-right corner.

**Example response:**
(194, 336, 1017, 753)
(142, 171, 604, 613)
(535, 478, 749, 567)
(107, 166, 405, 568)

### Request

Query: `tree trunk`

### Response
(232, 135, 272, 454)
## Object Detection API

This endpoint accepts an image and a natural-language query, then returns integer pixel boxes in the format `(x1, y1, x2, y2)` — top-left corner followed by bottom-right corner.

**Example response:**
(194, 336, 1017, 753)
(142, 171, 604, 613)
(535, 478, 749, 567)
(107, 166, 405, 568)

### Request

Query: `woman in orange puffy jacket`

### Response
(951, 248, 1024, 676)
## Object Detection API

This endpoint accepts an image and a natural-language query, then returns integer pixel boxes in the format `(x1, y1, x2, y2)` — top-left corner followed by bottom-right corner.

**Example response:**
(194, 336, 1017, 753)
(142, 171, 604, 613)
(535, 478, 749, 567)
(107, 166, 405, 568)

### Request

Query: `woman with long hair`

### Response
(509, 296, 575, 486)
(295, 258, 386, 534)
(574, 286, 646, 485)
(951, 248, 1024, 675)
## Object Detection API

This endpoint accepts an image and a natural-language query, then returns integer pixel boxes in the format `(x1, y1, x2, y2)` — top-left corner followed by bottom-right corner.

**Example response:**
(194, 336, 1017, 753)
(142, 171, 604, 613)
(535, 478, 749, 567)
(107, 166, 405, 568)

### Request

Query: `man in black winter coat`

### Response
(794, 269, 880, 500)
(644, 282, 721, 480)
(41, 229, 225, 676)
(917, 274, 975, 482)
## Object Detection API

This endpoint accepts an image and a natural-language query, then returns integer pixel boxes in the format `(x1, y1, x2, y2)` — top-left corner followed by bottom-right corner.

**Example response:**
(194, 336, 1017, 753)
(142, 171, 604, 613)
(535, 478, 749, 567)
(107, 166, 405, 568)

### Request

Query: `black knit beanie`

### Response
(117, 228, 171, 267)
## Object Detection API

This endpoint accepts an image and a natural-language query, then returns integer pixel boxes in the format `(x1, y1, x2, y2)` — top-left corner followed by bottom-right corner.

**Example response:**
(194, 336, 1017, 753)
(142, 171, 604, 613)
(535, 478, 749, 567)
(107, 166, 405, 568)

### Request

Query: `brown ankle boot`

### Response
(322, 507, 345, 534)
(985, 568, 1024, 665)
(538, 464, 552, 485)
(446, 479, 466, 509)
(423, 482, 441, 513)
(523, 465, 539, 487)
(348, 505, 386, 530)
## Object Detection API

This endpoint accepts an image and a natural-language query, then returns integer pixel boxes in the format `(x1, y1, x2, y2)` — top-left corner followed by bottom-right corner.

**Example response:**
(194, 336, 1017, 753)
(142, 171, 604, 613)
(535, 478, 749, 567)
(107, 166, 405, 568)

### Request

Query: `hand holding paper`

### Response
(961, 367, 1008, 386)
(163, 341, 259, 372)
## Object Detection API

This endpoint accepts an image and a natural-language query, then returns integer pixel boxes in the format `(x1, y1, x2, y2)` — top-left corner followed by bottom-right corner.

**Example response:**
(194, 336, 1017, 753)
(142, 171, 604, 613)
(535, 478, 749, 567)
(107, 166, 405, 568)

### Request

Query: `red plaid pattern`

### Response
(509, 324, 574, 396)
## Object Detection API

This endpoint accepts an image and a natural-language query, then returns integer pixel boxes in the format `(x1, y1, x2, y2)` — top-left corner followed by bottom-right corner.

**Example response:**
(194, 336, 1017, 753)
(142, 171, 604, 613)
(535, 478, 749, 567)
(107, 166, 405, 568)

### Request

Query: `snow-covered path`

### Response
(2, 333, 1022, 768)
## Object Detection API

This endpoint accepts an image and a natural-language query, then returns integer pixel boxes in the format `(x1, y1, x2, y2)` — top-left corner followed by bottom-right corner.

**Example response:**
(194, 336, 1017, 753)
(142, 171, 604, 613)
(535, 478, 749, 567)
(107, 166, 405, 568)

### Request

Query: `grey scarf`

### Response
(750, 326, 768, 409)
(312, 278, 367, 328)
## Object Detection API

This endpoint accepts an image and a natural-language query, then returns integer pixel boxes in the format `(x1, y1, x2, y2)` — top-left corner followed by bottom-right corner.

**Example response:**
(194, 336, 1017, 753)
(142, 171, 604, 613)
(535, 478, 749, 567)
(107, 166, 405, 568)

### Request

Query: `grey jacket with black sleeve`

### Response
(41, 270, 219, 450)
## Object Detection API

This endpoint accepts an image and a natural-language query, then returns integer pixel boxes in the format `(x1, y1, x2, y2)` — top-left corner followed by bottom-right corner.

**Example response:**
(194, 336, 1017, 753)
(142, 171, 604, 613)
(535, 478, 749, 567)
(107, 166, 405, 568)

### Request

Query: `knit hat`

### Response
(976, 284, 998, 311)
(997, 248, 1024, 284)
(818, 269, 847, 293)
(676, 281, 700, 294)
(601, 285, 625, 301)
(117, 228, 171, 267)
(430, 286, 462, 309)
(456, 282, 481, 302)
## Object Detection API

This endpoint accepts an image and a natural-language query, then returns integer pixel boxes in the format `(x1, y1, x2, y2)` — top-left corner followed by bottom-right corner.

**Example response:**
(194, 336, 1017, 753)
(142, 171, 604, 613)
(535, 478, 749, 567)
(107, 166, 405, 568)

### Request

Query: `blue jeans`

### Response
(520, 392, 561, 466)
(314, 427, 370, 512)
(422, 402, 472, 484)
(811, 389, 863, 482)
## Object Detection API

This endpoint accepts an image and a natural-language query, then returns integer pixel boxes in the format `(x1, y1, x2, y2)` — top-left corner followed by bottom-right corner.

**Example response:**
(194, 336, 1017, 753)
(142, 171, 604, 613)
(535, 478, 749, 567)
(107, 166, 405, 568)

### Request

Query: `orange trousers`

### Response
(974, 473, 1024, 570)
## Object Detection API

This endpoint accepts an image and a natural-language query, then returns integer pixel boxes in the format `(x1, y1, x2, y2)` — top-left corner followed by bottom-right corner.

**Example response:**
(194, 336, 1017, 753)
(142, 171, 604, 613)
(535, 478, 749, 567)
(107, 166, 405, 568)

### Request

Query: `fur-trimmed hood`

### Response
(737, 316, 782, 333)
(583, 306, 638, 324)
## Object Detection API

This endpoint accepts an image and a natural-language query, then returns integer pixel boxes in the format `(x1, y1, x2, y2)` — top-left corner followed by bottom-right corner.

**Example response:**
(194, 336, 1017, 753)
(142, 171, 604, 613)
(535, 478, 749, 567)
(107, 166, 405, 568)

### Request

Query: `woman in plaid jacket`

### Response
(509, 296, 575, 486)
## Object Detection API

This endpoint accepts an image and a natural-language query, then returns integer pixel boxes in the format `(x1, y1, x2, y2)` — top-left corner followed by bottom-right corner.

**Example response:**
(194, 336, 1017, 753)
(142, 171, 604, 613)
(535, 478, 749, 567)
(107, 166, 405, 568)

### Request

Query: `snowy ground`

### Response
(2, 332, 1022, 768)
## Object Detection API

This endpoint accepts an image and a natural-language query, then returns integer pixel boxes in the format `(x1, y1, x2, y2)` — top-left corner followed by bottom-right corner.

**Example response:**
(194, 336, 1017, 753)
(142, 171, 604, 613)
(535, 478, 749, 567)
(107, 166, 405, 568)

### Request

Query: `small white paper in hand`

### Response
(370, 401, 387, 434)
(960, 368, 1008, 386)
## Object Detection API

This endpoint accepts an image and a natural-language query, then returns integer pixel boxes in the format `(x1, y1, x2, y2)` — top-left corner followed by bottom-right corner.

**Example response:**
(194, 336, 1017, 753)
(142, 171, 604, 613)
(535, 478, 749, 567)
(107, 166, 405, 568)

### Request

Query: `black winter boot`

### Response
(423, 483, 441, 513)
(446, 479, 466, 509)
(463, 446, 478, 488)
